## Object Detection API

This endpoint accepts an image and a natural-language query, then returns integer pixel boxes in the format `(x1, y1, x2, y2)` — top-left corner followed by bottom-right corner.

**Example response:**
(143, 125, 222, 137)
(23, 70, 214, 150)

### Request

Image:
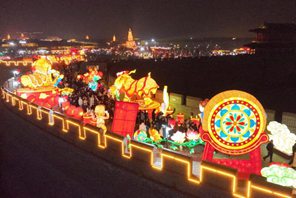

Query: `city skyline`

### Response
(0, 0, 295, 40)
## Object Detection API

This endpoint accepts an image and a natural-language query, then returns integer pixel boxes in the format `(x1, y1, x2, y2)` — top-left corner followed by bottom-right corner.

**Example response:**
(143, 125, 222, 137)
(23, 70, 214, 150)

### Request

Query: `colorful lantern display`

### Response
(83, 112, 96, 126)
(94, 105, 109, 133)
(27, 95, 36, 103)
(21, 58, 54, 88)
(176, 113, 185, 124)
(61, 101, 70, 111)
(134, 129, 148, 142)
(109, 70, 159, 108)
(201, 90, 269, 179)
(73, 107, 84, 119)
(267, 121, 296, 155)
(186, 131, 200, 141)
(66, 105, 76, 116)
(112, 101, 139, 137)
(149, 128, 162, 142)
(261, 164, 296, 188)
(171, 131, 186, 144)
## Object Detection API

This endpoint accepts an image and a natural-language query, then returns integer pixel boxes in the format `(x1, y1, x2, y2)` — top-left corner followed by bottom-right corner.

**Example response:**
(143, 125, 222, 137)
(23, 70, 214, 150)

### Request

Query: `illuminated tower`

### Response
(112, 34, 116, 42)
(85, 35, 90, 40)
(125, 28, 136, 49)
(128, 28, 133, 41)
(7, 34, 11, 40)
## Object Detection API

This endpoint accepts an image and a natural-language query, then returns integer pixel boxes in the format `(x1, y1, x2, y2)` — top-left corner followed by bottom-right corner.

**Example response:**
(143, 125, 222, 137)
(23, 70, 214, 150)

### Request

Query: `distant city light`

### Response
(140, 47, 145, 51)
(38, 49, 48, 54)
(9, 42, 15, 46)
(151, 38, 155, 42)
(18, 50, 25, 54)
(19, 40, 27, 44)
(145, 41, 148, 45)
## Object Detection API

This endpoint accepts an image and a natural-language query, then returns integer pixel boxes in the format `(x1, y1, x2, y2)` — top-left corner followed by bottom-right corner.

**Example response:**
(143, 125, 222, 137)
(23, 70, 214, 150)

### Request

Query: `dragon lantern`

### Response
(21, 58, 55, 88)
(109, 70, 159, 107)
(20, 58, 64, 89)
(18, 58, 72, 98)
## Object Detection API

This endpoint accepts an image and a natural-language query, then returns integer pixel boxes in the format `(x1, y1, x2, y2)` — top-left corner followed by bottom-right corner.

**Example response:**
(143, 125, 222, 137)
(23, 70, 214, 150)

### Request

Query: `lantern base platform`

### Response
(17, 86, 57, 97)
(134, 99, 160, 110)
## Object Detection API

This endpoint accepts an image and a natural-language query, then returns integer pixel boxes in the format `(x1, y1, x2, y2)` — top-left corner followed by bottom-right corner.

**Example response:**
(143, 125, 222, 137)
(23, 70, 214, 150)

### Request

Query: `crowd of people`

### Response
(55, 62, 115, 121)
(135, 109, 201, 140)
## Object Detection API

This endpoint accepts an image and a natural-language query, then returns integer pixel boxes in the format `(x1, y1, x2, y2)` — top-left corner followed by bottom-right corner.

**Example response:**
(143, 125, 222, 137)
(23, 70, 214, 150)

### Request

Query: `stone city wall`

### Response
(1, 85, 294, 198)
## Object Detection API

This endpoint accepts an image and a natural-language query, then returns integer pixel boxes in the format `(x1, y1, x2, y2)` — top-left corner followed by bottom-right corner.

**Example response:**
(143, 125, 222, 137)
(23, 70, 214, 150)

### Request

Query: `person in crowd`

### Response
(78, 97, 83, 107)
(289, 142, 296, 166)
(89, 94, 95, 108)
(263, 140, 274, 163)
(81, 97, 88, 112)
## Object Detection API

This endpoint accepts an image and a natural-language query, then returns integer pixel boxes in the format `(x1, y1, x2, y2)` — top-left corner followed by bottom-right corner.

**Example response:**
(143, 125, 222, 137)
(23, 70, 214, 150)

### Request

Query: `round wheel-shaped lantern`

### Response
(202, 90, 268, 155)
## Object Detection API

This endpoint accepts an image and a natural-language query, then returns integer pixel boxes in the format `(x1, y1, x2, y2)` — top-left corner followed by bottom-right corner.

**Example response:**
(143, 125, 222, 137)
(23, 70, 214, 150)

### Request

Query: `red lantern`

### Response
(34, 99, 42, 106)
(47, 96, 55, 107)
(43, 103, 52, 109)
(98, 71, 103, 78)
(62, 101, 70, 110)
(176, 113, 184, 124)
(54, 95, 60, 104)
(168, 118, 176, 127)
(39, 100, 45, 107)
(66, 105, 75, 116)
(190, 116, 200, 126)
(73, 107, 84, 119)
(27, 95, 36, 103)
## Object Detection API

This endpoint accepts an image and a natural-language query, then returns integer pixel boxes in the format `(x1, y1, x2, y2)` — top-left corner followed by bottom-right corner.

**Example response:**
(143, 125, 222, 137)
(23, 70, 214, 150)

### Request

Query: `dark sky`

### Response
(0, 0, 295, 40)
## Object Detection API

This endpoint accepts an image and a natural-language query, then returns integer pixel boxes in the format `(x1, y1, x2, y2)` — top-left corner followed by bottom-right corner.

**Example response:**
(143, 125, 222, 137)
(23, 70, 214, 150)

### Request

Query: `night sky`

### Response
(0, 0, 295, 40)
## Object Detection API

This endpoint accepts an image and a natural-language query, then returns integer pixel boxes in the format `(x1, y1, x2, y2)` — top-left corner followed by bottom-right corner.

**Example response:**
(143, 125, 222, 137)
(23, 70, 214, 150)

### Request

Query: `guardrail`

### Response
(1, 85, 294, 198)
(0, 60, 33, 67)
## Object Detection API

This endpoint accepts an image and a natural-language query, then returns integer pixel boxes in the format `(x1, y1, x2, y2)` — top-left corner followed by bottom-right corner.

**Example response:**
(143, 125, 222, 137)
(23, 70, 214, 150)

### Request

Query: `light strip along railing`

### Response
(0, 86, 293, 198)
(0, 60, 33, 67)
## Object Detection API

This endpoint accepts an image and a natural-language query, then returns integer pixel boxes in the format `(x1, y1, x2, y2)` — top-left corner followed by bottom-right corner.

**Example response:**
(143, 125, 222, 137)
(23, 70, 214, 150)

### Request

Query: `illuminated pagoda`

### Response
(245, 22, 296, 55)
(7, 34, 11, 40)
(125, 28, 137, 49)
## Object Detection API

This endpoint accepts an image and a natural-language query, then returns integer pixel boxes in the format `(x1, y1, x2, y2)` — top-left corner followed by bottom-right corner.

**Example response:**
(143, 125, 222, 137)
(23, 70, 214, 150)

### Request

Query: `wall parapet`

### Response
(0, 60, 33, 67)
(1, 86, 294, 198)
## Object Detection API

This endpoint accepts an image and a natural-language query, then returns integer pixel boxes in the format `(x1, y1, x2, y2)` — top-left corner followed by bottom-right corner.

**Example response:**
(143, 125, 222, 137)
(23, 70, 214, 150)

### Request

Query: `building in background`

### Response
(245, 22, 296, 55)
(125, 28, 137, 49)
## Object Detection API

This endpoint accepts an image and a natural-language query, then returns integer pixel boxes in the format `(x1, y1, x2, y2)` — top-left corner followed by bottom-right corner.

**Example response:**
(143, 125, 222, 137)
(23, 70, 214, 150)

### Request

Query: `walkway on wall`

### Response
(0, 100, 193, 197)
(0, 67, 193, 198)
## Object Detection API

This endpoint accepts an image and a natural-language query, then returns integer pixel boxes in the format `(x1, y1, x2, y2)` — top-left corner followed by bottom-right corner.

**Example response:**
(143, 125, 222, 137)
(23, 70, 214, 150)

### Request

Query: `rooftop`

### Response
(250, 22, 296, 33)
